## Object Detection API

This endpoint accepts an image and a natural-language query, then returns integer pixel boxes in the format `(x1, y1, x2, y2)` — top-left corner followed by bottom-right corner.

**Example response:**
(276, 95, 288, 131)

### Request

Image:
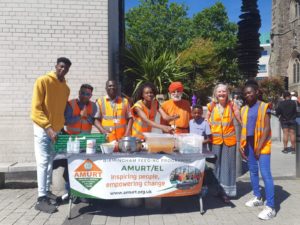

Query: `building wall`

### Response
(270, 0, 300, 92)
(0, 0, 120, 163)
(258, 44, 271, 78)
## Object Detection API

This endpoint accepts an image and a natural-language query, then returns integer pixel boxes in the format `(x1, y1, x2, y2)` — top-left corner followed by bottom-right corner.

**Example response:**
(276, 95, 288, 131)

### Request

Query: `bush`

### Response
(258, 76, 285, 108)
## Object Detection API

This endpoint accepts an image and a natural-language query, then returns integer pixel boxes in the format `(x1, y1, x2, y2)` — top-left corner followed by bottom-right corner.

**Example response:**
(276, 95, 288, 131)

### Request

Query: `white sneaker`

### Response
(245, 196, 264, 207)
(258, 206, 276, 220)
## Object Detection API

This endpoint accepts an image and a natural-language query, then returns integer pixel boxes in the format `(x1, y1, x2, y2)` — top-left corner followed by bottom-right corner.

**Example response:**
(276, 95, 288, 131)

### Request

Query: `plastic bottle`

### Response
(73, 136, 80, 153)
(67, 136, 73, 153)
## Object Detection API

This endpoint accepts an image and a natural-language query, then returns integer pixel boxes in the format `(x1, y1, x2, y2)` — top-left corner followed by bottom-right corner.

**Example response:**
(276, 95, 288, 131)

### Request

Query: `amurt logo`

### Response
(74, 159, 102, 190)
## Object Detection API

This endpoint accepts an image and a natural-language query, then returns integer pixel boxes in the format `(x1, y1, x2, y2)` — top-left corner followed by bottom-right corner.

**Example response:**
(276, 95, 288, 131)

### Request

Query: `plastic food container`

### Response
(143, 133, 175, 154)
(175, 134, 204, 154)
(100, 143, 115, 154)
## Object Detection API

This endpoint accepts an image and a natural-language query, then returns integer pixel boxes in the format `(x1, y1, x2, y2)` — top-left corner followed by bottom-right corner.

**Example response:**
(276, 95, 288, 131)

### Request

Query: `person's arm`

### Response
(31, 78, 51, 129)
(31, 78, 58, 142)
(134, 106, 174, 133)
(94, 119, 109, 134)
(125, 117, 133, 137)
(158, 107, 179, 123)
(275, 103, 281, 117)
(232, 102, 242, 124)
(205, 103, 211, 121)
(203, 121, 212, 144)
(255, 113, 271, 160)
(124, 103, 133, 136)
(87, 102, 98, 125)
(203, 134, 211, 144)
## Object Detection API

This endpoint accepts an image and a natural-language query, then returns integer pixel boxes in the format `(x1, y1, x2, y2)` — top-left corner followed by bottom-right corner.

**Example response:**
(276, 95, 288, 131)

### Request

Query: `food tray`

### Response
(54, 133, 106, 153)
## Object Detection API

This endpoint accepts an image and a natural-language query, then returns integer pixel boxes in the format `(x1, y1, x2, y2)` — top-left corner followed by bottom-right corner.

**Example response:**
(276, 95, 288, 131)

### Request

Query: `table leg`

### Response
(68, 195, 73, 219)
(199, 195, 204, 214)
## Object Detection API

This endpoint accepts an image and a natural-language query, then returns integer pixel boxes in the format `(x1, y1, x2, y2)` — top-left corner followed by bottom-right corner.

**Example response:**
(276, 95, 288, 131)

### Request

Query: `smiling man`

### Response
(160, 82, 191, 134)
(31, 57, 71, 213)
(95, 80, 133, 142)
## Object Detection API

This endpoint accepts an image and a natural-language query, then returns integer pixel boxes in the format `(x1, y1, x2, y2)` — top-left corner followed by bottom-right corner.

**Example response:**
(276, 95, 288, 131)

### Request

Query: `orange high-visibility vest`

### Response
(240, 101, 271, 155)
(207, 101, 236, 146)
(97, 96, 129, 142)
(66, 99, 94, 134)
(131, 100, 158, 139)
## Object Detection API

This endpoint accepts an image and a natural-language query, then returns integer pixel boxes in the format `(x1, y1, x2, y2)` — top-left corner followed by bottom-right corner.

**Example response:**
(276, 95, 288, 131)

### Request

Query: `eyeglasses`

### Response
(80, 92, 92, 97)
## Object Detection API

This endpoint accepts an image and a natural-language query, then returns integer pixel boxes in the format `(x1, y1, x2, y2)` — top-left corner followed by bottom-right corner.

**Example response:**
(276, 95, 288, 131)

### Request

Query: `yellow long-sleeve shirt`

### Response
(31, 71, 70, 132)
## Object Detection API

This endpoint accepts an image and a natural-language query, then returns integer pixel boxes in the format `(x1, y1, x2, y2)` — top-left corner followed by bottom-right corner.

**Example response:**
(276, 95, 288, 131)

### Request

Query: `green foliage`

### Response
(177, 38, 220, 104)
(123, 1, 242, 100)
(126, 0, 192, 52)
(192, 2, 240, 84)
(123, 44, 188, 95)
(258, 77, 285, 107)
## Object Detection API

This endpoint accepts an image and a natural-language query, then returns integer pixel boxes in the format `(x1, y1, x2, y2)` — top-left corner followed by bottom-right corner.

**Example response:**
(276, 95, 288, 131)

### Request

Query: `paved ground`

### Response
(0, 141, 299, 225)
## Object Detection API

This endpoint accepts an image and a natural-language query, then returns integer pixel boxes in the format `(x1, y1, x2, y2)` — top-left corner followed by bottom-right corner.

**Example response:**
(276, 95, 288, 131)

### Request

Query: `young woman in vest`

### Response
(131, 82, 178, 139)
(240, 82, 276, 220)
(206, 83, 242, 203)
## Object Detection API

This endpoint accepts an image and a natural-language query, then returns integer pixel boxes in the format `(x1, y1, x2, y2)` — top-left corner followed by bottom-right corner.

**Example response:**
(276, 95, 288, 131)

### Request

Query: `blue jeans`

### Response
(33, 124, 54, 197)
(246, 136, 275, 208)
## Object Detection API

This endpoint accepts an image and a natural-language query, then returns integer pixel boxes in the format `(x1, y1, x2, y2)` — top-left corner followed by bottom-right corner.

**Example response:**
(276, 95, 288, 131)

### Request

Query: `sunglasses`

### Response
(80, 92, 92, 97)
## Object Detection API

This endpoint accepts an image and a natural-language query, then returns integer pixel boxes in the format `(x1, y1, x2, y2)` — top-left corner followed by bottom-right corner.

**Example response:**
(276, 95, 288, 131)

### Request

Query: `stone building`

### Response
(270, 0, 300, 92)
(0, 0, 124, 163)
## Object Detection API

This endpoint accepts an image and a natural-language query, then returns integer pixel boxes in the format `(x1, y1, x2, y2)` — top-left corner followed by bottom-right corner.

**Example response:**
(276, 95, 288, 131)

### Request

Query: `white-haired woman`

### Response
(206, 83, 242, 203)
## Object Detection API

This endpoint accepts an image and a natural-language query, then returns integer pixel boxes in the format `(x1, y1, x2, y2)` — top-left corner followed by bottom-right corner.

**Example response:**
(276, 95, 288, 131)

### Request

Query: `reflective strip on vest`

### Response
(97, 96, 128, 141)
(132, 100, 157, 139)
(209, 102, 236, 146)
(240, 101, 271, 154)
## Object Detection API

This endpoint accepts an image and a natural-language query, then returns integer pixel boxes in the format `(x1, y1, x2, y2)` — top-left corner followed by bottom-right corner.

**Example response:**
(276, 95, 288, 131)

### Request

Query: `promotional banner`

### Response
(68, 153, 206, 199)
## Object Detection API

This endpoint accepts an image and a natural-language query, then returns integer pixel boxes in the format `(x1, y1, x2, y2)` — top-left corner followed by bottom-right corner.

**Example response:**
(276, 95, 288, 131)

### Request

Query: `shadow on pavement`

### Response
(259, 184, 290, 212)
(4, 181, 37, 189)
(234, 181, 291, 213)
(64, 182, 291, 223)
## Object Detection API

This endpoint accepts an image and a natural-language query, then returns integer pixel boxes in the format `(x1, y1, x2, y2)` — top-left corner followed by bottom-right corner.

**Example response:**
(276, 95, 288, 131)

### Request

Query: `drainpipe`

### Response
(296, 106, 300, 177)
(118, 0, 125, 81)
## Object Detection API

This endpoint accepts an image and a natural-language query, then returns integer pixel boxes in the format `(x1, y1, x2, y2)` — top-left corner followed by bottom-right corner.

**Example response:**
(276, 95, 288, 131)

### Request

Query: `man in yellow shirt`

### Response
(31, 57, 71, 213)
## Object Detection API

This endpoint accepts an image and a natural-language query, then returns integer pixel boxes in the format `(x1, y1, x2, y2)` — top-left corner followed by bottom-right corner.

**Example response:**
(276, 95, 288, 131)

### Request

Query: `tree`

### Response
(192, 2, 240, 84)
(237, 0, 261, 79)
(258, 77, 285, 108)
(126, 0, 192, 52)
(177, 38, 220, 104)
(122, 43, 188, 96)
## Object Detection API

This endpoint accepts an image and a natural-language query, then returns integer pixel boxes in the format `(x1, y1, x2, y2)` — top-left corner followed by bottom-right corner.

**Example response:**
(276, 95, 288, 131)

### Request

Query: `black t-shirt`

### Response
(276, 99, 297, 121)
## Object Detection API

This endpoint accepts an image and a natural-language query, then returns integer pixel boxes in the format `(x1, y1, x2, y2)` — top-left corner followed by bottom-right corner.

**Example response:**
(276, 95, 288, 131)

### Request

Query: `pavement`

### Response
(0, 140, 299, 225)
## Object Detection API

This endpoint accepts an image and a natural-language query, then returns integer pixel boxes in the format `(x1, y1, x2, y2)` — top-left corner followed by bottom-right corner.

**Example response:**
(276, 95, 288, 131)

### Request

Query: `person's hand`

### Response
(172, 114, 180, 120)
(80, 106, 88, 118)
(255, 149, 261, 160)
(46, 127, 57, 143)
(162, 125, 175, 134)
(100, 128, 110, 135)
(239, 147, 247, 160)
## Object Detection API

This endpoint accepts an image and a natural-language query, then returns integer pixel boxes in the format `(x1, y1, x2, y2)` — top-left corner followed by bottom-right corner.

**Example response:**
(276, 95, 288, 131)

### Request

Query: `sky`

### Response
(125, 0, 272, 34)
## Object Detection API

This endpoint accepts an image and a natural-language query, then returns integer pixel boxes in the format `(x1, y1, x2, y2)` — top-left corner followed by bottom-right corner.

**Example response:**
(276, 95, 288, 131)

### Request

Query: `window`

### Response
(290, 0, 300, 19)
(293, 58, 300, 83)
(258, 64, 267, 73)
(294, 63, 297, 83)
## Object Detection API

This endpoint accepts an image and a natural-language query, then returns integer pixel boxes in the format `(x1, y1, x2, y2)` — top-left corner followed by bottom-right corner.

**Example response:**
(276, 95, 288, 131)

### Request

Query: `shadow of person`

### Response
(259, 184, 290, 212)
